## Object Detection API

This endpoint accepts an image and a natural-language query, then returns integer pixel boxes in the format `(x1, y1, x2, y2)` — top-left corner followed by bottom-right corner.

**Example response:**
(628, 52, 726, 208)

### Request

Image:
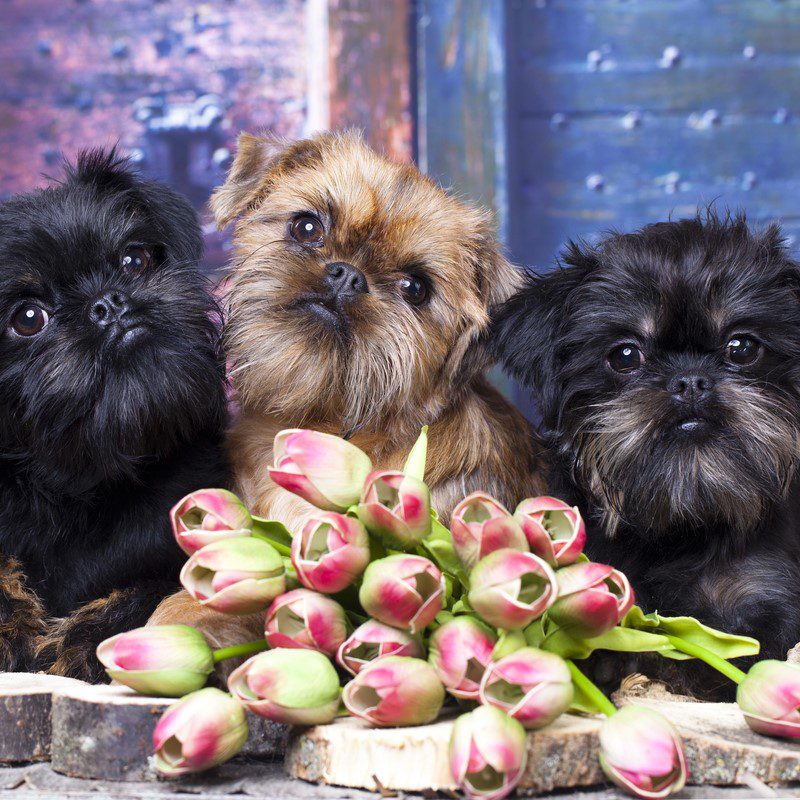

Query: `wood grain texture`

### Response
(327, 0, 413, 162)
(49, 683, 286, 781)
(287, 695, 800, 793)
(0, 673, 86, 763)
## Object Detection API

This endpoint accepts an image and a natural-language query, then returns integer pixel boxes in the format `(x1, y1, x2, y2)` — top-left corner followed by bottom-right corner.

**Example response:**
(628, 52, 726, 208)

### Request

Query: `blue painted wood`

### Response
(505, 0, 800, 271)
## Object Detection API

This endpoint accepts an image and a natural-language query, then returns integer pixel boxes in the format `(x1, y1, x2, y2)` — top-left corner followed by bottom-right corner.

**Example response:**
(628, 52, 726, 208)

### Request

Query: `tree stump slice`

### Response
(0, 673, 87, 762)
(50, 683, 287, 781)
(288, 697, 800, 794)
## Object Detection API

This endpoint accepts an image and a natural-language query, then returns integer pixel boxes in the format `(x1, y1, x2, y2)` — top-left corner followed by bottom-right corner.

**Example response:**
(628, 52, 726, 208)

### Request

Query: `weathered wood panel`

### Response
(505, 0, 800, 270)
(327, 0, 413, 163)
(416, 0, 508, 236)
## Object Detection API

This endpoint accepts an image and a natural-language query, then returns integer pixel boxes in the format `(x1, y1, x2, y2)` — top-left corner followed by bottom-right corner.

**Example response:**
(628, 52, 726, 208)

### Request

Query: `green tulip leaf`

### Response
(403, 425, 429, 481)
(251, 518, 293, 556)
(568, 681, 607, 715)
(621, 605, 760, 660)
(421, 516, 470, 590)
(540, 624, 679, 660)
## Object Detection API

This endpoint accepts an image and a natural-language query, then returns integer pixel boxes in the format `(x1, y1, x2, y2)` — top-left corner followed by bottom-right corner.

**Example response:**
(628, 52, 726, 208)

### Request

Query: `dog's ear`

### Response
(491, 240, 598, 416)
(210, 133, 325, 229)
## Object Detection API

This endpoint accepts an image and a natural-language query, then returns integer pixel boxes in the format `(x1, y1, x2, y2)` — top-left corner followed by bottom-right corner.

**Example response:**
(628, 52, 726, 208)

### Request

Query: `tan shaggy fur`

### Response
(148, 132, 544, 658)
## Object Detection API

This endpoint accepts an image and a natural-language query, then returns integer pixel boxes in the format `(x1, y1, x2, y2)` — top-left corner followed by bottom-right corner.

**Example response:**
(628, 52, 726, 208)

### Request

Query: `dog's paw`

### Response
(0, 555, 47, 671)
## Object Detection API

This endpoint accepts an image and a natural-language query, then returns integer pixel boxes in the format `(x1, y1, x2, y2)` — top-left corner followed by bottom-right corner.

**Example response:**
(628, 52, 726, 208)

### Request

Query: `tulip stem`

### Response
(212, 639, 269, 663)
(665, 635, 746, 684)
(566, 660, 617, 718)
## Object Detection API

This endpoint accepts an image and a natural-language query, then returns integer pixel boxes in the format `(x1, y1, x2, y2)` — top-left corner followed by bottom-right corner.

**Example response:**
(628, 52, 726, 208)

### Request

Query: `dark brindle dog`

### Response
(493, 211, 800, 697)
(0, 151, 228, 680)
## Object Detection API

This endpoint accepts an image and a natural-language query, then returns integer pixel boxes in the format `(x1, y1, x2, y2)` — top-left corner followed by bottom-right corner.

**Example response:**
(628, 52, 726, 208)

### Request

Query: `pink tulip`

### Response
(264, 588, 348, 657)
(268, 429, 373, 511)
(153, 688, 248, 776)
(450, 705, 527, 800)
(357, 470, 431, 546)
(468, 549, 558, 630)
(358, 554, 445, 634)
(228, 648, 341, 725)
(170, 488, 252, 555)
(180, 536, 285, 614)
(599, 706, 687, 798)
(548, 562, 634, 638)
(479, 647, 573, 729)
(514, 496, 586, 567)
(342, 656, 445, 727)
(292, 512, 370, 594)
(96, 625, 214, 697)
(428, 616, 496, 700)
(737, 660, 800, 738)
(451, 493, 529, 571)
(337, 619, 425, 676)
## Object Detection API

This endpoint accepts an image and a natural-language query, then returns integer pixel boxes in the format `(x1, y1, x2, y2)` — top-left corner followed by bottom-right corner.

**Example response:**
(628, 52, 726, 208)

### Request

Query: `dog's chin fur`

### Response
(147, 132, 545, 670)
(0, 151, 229, 680)
(493, 210, 800, 697)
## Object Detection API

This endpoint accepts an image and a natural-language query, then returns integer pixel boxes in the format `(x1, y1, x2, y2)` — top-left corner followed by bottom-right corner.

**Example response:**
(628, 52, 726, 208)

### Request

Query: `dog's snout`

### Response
(323, 262, 368, 300)
(90, 291, 132, 327)
(669, 372, 714, 402)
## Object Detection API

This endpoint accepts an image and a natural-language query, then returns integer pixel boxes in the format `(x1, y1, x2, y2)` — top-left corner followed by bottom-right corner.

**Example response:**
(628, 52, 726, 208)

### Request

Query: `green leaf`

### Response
(251, 518, 293, 556)
(420, 516, 470, 590)
(568, 680, 607, 715)
(523, 618, 547, 648)
(621, 606, 760, 660)
(403, 425, 429, 481)
(540, 624, 678, 660)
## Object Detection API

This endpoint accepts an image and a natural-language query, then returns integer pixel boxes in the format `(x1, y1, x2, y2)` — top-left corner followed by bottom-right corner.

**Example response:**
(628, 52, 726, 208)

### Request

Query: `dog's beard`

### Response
(226, 264, 451, 435)
(568, 381, 800, 538)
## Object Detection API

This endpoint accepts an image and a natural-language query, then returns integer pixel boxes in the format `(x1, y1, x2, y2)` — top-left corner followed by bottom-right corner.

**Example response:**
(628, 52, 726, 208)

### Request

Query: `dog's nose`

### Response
(669, 372, 714, 403)
(90, 291, 132, 327)
(323, 262, 368, 300)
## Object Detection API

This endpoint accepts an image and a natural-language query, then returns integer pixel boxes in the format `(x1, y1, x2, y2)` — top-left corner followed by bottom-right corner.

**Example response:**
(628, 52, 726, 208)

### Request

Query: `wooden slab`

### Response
(0, 673, 87, 762)
(50, 683, 286, 781)
(287, 696, 800, 794)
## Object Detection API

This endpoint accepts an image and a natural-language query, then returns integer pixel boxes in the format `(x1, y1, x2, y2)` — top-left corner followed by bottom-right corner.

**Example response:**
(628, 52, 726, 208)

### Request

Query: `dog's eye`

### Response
(121, 246, 151, 273)
(10, 304, 49, 337)
(608, 344, 643, 373)
(726, 336, 761, 366)
(290, 215, 324, 246)
(398, 275, 428, 306)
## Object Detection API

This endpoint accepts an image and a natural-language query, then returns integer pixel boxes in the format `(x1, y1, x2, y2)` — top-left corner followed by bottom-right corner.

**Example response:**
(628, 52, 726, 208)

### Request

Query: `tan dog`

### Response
(149, 131, 545, 651)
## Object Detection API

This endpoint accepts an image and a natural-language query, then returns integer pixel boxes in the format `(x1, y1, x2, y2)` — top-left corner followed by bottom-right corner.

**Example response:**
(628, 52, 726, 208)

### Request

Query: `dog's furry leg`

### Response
(36, 580, 178, 683)
(0, 554, 47, 671)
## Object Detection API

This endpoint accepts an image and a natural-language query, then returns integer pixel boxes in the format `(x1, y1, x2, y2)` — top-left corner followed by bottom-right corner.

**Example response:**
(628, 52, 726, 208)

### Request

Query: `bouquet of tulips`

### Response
(98, 427, 800, 800)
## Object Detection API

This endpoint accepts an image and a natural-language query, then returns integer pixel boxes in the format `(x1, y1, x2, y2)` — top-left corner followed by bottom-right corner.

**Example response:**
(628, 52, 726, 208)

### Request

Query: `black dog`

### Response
(493, 211, 800, 697)
(0, 150, 228, 681)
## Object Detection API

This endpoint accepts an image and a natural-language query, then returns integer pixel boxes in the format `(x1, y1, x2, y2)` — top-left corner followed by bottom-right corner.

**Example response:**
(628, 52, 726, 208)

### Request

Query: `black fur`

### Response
(0, 150, 228, 679)
(493, 210, 800, 698)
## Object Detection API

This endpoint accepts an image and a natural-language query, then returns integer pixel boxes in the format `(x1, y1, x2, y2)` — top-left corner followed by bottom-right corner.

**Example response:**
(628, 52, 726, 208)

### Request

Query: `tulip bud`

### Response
(737, 660, 800, 738)
(337, 619, 425, 676)
(450, 705, 527, 800)
(268, 429, 373, 511)
(479, 647, 573, 729)
(359, 554, 445, 634)
(181, 536, 285, 614)
(170, 489, 252, 555)
(357, 470, 432, 547)
(451, 493, 529, 572)
(342, 656, 445, 727)
(292, 513, 370, 594)
(514, 496, 586, 567)
(228, 648, 341, 725)
(264, 588, 349, 657)
(547, 562, 634, 639)
(468, 549, 558, 630)
(96, 625, 214, 697)
(153, 688, 248, 776)
(428, 616, 496, 700)
(599, 706, 687, 798)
